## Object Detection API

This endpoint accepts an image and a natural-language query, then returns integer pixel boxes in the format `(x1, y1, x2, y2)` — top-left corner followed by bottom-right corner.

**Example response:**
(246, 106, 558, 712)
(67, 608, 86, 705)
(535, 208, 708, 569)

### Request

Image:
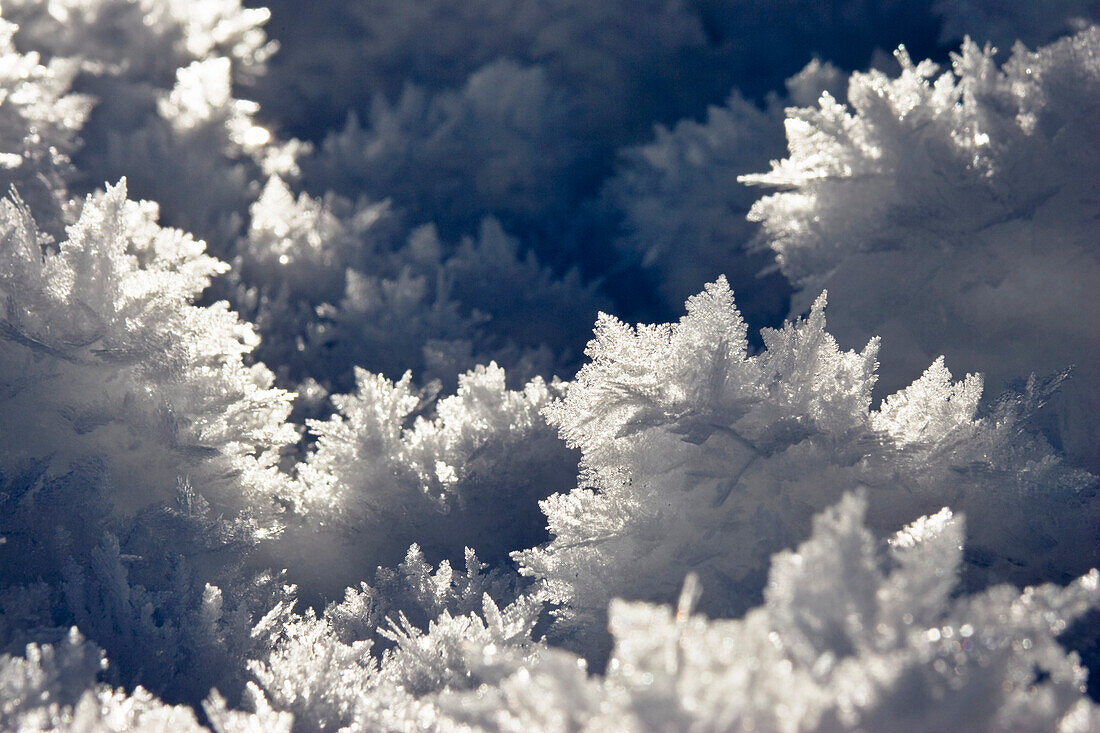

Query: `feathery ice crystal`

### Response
(0, 181, 294, 522)
(275, 362, 578, 602)
(518, 278, 1096, 654)
(237, 178, 605, 397)
(742, 30, 1100, 471)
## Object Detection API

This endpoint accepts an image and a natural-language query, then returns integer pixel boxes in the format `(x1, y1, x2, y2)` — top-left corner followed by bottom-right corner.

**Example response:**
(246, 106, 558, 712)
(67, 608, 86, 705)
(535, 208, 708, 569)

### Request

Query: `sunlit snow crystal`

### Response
(742, 30, 1100, 471)
(518, 278, 1096, 654)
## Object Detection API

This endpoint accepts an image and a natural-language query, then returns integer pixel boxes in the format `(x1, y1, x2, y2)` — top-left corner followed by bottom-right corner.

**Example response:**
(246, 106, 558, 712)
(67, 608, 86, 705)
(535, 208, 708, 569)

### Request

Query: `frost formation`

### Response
(519, 278, 1096, 655)
(742, 30, 1100, 471)
(0, 1, 1096, 730)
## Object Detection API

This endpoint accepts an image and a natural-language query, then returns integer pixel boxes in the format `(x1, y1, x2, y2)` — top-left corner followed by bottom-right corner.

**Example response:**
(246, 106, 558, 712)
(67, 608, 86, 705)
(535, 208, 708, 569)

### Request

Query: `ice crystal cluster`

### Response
(743, 30, 1100, 472)
(517, 279, 1096, 658)
(0, 1, 1097, 730)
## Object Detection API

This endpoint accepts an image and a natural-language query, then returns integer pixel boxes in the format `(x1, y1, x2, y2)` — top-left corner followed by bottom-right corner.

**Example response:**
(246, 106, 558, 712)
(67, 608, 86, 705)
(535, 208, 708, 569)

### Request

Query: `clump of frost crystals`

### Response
(274, 362, 578, 601)
(517, 277, 1096, 653)
(4, 0, 274, 84)
(236, 176, 603, 397)
(741, 29, 1100, 471)
(257, 0, 708, 149)
(592, 495, 1100, 732)
(0, 180, 294, 524)
(4, 0, 290, 253)
(307, 60, 589, 237)
(0, 627, 292, 732)
(248, 585, 580, 732)
(0, 18, 89, 232)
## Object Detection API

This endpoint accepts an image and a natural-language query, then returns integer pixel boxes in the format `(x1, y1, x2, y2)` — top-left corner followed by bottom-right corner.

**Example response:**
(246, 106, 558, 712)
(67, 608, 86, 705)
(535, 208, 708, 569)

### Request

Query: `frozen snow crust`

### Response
(0, 1, 1097, 730)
